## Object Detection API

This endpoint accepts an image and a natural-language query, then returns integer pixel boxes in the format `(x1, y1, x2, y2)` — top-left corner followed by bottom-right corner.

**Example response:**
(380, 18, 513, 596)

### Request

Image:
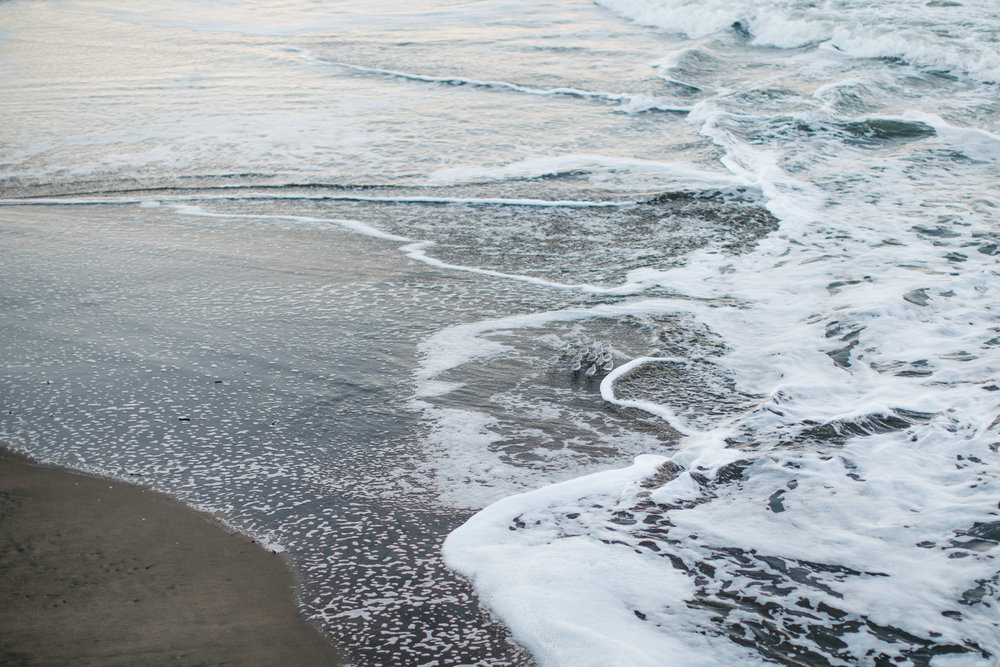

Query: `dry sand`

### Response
(0, 447, 342, 666)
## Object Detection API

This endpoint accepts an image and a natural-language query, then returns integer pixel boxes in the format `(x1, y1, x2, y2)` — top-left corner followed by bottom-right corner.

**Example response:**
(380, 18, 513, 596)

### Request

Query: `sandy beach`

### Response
(0, 446, 342, 665)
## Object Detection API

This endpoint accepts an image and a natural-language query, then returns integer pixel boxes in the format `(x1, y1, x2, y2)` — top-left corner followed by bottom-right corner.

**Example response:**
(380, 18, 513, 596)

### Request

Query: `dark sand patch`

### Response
(0, 447, 342, 666)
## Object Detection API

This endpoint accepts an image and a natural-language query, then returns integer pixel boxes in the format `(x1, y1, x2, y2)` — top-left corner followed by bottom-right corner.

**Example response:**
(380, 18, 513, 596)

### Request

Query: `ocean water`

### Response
(2, 0, 999, 664)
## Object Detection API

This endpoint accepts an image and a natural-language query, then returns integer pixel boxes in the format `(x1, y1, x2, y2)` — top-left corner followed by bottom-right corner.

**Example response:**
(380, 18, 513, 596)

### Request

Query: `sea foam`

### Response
(598, 0, 1000, 82)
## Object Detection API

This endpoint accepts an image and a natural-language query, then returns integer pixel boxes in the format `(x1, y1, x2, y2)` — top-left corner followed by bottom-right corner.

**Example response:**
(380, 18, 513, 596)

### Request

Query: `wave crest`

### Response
(598, 0, 1000, 82)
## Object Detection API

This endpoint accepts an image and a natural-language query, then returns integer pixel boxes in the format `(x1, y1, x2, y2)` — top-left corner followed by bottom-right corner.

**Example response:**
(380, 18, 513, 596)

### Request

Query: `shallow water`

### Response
(2, 0, 999, 664)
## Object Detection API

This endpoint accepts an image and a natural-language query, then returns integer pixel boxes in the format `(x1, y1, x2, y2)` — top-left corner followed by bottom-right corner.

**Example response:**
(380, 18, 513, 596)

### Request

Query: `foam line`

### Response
(398, 240, 665, 295)
(333, 62, 691, 111)
(165, 204, 682, 295)
(290, 47, 692, 112)
(429, 154, 749, 188)
(600, 357, 700, 435)
(0, 197, 673, 294)
(0, 193, 636, 209)
(167, 203, 413, 243)
(413, 299, 695, 394)
(599, 357, 780, 439)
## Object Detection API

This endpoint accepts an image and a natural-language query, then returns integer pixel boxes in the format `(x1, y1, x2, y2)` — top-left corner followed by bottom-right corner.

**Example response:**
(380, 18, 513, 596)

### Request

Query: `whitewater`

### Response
(2, 0, 999, 664)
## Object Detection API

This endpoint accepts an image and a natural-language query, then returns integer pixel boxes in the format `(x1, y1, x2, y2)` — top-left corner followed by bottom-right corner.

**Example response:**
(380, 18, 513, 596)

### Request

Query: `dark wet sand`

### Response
(0, 447, 342, 666)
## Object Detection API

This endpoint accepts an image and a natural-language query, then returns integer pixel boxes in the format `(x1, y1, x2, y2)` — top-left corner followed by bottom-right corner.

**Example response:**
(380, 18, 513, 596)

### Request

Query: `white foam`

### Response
(154, 202, 707, 297)
(598, 0, 1000, 82)
(599, 357, 701, 435)
(409, 301, 699, 507)
(0, 196, 702, 301)
(413, 300, 692, 399)
(5, 0, 1000, 662)
(899, 110, 1000, 163)
(443, 455, 765, 666)
(0, 193, 634, 209)
(440, 32, 1000, 662)
(165, 203, 413, 243)
(295, 52, 693, 114)
(429, 154, 747, 189)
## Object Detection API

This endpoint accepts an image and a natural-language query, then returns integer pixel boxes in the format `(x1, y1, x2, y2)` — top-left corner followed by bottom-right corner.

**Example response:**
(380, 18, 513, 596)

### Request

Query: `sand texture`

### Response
(0, 448, 342, 666)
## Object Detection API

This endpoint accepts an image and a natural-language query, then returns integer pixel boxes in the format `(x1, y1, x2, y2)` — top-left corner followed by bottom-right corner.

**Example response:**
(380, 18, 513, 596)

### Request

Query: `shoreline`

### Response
(0, 446, 343, 665)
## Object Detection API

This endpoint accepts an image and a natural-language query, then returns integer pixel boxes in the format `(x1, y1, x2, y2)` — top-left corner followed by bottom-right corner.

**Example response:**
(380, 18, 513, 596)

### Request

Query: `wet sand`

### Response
(0, 447, 342, 666)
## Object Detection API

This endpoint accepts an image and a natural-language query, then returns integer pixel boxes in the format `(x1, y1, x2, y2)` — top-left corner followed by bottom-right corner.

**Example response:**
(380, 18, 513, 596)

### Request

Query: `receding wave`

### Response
(429, 154, 746, 188)
(292, 48, 693, 113)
